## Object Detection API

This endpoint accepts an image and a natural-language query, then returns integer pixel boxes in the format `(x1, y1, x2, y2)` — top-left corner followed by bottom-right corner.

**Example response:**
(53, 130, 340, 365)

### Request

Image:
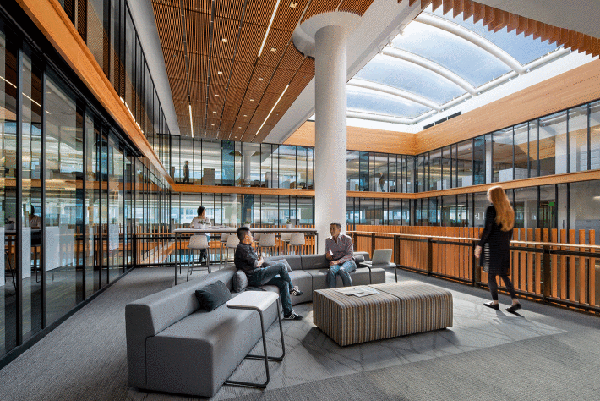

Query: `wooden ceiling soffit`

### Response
(284, 121, 418, 154)
(403, 0, 600, 57)
(152, 0, 375, 141)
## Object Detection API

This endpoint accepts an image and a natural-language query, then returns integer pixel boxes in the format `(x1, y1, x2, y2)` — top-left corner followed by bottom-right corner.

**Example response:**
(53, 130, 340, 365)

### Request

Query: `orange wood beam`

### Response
(172, 183, 315, 197)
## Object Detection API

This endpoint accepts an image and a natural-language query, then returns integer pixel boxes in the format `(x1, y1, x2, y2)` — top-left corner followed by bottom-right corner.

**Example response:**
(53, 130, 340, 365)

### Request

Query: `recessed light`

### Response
(213, 111, 216, 114)
(238, 127, 242, 129)
(215, 94, 219, 97)
(217, 71, 222, 75)
(211, 123, 215, 126)
(290, 2, 297, 8)
(243, 115, 247, 117)
(270, 47, 277, 52)
(221, 38, 227, 43)
(258, 77, 263, 81)
(250, 99, 254, 102)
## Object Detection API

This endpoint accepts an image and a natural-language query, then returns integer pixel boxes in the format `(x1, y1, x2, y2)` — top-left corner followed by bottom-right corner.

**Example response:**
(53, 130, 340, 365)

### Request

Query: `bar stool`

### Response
(288, 233, 305, 255)
(280, 233, 292, 254)
(225, 234, 240, 262)
(188, 234, 211, 279)
(219, 233, 229, 264)
(258, 233, 277, 257)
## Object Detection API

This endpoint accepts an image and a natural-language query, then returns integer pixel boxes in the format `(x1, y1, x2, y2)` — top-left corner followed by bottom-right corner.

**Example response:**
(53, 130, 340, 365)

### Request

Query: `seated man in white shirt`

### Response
(325, 222, 356, 288)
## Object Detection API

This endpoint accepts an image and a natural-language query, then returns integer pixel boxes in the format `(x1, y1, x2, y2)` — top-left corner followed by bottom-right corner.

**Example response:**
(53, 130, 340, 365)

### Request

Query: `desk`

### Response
(173, 227, 318, 285)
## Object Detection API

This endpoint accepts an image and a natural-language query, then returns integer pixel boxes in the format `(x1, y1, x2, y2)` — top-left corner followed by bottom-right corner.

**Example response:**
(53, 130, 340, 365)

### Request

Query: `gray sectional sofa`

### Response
(125, 251, 387, 398)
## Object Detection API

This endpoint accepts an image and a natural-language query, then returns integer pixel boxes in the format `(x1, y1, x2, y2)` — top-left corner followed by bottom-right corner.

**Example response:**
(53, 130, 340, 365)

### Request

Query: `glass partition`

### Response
(538, 111, 568, 176)
(493, 128, 513, 182)
(569, 105, 588, 173)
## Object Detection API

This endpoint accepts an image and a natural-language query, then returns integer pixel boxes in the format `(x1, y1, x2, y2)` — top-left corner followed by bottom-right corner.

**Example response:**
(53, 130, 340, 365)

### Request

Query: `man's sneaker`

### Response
(290, 286, 303, 296)
(283, 310, 303, 320)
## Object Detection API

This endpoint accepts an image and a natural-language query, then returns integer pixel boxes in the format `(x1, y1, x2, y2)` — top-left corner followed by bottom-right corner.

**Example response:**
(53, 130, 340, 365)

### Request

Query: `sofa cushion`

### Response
(126, 266, 236, 388)
(301, 254, 329, 270)
(306, 267, 379, 290)
(353, 251, 370, 262)
(145, 301, 278, 397)
(263, 258, 292, 272)
(195, 281, 232, 311)
(264, 255, 301, 271)
(233, 270, 248, 293)
(369, 267, 386, 284)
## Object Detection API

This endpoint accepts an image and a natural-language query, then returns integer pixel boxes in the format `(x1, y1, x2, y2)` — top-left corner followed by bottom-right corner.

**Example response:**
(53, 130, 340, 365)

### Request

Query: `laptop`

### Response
(363, 249, 393, 266)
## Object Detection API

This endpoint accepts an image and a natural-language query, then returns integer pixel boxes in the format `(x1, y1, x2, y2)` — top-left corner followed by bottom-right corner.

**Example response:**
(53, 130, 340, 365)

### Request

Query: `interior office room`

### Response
(0, 0, 600, 400)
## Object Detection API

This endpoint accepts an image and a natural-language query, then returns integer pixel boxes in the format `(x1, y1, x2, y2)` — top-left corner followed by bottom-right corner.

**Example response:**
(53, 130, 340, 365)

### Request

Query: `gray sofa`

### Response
(125, 251, 386, 397)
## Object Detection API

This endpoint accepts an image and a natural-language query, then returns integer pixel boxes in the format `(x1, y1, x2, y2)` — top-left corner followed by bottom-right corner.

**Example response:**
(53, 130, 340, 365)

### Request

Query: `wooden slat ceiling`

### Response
(403, 0, 600, 57)
(152, 0, 375, 142)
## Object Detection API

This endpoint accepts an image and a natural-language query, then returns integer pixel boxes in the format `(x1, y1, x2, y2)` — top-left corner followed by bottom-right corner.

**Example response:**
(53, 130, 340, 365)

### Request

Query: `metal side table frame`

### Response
(224, 291, 285, 389)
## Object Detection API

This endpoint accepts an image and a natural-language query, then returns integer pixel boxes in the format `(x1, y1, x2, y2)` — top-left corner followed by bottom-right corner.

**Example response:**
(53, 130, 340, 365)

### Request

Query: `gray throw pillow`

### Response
(195, 280, 231, 311)
(354, 254, 365, 264)
(233, 270, 248, 293)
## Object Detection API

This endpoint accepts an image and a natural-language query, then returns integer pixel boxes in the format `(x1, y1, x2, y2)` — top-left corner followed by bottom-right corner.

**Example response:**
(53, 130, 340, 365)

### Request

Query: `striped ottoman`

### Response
(313, 281, 453, 346)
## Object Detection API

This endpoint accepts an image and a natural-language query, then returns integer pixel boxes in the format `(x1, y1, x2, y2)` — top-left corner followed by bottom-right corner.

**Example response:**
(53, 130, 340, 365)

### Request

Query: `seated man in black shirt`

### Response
(234, 227, 304, 320)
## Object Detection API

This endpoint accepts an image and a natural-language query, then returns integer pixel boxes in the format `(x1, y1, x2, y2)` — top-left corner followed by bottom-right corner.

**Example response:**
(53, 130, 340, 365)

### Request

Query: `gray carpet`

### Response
(0, 267, 174, 401)
(1, 266, 600, 401)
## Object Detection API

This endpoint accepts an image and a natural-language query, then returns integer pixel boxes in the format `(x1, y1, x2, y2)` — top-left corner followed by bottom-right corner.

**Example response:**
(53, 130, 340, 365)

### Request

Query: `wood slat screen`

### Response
(152, 0, 375, 141)
(353, 225, 600, 311)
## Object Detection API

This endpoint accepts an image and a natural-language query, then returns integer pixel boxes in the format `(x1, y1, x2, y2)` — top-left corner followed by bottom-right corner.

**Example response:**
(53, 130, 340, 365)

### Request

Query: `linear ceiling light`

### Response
(257, 0, 282, 57)
(256, 85, 288, 137)
(188, 102, 194, 138)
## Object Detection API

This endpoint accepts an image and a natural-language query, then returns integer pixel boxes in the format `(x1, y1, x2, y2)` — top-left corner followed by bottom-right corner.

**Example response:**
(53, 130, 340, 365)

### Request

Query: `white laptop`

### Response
(363, 249, 393, 266)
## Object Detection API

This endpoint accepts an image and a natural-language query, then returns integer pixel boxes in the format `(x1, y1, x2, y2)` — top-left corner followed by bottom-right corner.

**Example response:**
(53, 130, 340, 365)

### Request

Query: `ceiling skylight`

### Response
(347, 4, 576, 126)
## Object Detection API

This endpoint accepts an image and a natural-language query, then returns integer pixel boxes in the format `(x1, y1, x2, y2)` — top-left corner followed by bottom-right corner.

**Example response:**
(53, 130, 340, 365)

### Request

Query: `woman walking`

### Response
(474, 186, 522, 313)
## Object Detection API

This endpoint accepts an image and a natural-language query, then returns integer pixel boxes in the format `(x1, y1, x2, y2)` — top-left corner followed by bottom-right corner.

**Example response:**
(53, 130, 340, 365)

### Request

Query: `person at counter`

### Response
(234, 227, 304, 320)
(189, 206, 210, 263)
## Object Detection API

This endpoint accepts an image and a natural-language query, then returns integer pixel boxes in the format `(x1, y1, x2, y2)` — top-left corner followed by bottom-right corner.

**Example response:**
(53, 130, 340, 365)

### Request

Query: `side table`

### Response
(224, 291, 285, 389)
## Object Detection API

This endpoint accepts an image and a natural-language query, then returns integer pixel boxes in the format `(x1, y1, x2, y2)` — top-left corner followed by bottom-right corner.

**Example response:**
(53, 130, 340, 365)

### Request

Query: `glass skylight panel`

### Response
(429, 7, 559, 65)
(391, 21, 510, 87)
(346, 86, 431, 118)
(354, 54, 464, 104)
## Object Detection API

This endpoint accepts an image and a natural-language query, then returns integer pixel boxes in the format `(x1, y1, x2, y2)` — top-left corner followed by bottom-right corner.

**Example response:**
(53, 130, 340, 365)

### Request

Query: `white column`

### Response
(314, 25, 347, 253)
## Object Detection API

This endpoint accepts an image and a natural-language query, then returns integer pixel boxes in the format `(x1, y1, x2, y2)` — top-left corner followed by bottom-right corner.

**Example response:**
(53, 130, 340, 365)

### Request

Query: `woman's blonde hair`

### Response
(488, 185, 514, 232)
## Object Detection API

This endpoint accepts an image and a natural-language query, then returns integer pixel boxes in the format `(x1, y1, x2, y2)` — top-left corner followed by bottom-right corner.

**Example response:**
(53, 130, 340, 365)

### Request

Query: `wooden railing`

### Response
(349, 226, 600, 315)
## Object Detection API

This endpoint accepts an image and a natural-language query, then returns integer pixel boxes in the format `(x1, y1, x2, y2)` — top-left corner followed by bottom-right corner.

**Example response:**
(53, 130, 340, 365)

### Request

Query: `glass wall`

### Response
(57, 0, 172, 170)
(173, 194, 314, 228)
(0, 10, 170, 363)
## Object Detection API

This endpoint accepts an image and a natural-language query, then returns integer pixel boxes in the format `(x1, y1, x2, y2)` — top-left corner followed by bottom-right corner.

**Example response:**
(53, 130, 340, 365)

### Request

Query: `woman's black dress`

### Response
(478, 205, 513, 275)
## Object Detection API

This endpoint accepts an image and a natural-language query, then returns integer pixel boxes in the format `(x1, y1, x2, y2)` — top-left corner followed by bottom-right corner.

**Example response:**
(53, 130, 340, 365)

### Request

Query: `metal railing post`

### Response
(472, 240, 480, 286)
(427, 238, 433, 276)
(542, 245, 551, 301)
(371, 233, 376, 257)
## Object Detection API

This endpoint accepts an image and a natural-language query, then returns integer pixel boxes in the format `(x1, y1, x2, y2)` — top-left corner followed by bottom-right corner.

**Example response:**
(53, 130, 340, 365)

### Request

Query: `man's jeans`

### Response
(247, 262, 293, 316)
(327, 260, 357, 288)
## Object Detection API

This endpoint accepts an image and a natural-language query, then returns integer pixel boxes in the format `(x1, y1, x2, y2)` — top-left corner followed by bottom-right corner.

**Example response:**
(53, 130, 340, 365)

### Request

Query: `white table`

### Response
(173, 227, 318, 285)
(224, 291, 285, 389)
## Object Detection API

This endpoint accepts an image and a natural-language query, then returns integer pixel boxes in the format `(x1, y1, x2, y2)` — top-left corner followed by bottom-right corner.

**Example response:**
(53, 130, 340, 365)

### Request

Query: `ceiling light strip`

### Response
(188, 103, 194, 138)
(258, 0, 282, 58)
(255, 85, 289, 137)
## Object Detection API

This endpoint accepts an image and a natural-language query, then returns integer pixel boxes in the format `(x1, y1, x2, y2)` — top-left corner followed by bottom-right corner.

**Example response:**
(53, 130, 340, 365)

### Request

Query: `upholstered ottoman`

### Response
(313, 281, 453, 346)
